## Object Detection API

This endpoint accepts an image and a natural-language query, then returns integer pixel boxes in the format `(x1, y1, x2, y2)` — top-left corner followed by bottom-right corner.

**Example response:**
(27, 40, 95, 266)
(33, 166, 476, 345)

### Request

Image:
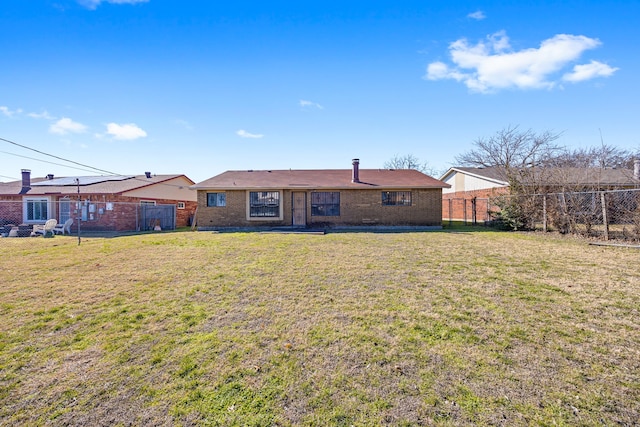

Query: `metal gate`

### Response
(292, 192, 306, 227)
(140, 204, 176, 231)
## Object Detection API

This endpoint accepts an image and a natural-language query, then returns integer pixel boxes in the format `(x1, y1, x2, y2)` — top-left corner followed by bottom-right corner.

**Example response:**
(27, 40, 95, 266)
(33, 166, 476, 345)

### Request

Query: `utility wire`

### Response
(0, 136, 118, 175)
(1, 150, 103, 175)
(1, 136, 194, 189)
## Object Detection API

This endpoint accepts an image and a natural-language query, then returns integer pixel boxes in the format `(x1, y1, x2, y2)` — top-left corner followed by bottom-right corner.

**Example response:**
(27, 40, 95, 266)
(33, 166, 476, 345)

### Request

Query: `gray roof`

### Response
(443, 166, 639, 187)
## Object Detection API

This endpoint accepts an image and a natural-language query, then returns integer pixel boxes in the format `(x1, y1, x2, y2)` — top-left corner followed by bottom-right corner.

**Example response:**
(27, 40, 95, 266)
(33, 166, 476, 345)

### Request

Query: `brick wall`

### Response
(196, 188, 443, 228)
(0, 195, 197, 231)
(442, 188, 508, 222)
(0, 196, 24, 225)
(74, 195, 197, 231)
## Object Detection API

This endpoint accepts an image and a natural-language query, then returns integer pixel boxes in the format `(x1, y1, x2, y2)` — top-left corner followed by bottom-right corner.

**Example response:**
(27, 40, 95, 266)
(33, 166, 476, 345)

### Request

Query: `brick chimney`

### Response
(634, 159, 640, 180)
(352, 158, 360, 183)
(20, 169, 31, 193)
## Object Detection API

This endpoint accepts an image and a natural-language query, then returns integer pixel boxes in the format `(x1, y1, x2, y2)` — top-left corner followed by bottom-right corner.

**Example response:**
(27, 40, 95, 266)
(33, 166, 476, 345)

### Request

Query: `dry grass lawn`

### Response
(0, 229, 639, 426)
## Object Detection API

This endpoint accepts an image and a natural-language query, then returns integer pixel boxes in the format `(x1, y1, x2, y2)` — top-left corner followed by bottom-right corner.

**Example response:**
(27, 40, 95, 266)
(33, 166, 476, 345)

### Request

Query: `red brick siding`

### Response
(442, 188, 508, 221)
(76, 195, 196, 230)
(0, 194, 196, 231)
(0, 196, 24, 225)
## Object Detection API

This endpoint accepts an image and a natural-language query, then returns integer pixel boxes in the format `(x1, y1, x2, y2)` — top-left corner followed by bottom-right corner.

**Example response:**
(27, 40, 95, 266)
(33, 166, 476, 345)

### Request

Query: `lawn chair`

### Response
(32, 219, 57, 237)
(53, 218, 73, 235)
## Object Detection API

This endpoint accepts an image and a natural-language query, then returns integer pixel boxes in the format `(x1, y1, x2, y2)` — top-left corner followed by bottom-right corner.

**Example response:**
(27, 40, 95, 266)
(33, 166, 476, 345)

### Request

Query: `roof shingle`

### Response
(192, 169, 450, 190)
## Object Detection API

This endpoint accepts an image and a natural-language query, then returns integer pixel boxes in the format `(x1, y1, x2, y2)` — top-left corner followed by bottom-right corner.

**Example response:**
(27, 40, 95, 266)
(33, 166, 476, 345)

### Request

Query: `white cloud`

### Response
(106, 123, 147, 140)
(425, 31, 617, 93)
(50, 117, 88, 135)
(28, 110, 55, 120)
(78, 0, 148, 10)
(468, 11, 486, 21)
(236, 129, 264, 139)
(563, 60, 618, 82)
(0, 106, 23, 118)
(299, 99, 324, 110)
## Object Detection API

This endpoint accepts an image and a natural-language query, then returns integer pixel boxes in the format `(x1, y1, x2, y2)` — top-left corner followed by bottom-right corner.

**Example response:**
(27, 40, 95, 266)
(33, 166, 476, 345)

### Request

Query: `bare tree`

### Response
(384, 154, 436, 175)
(550, 144, 635, 168)
(455, 126, 562, 230)
(458, 126, 638, 233)
(455, 125, 563, 171)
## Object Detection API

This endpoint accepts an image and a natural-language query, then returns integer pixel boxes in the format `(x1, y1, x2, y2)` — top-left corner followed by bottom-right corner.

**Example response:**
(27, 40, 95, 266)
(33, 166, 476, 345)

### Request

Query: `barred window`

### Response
(311, 192, 340, 216)
(382, 191, 412, 206)
(250, 191, 280, 217)
(207, 193, 226, 207)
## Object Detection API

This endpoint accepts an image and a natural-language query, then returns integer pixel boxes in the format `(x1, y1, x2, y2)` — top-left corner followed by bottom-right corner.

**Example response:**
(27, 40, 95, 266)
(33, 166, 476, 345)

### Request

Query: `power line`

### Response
(0, 135, 193, 189)
(0, 136, 118, 175)
(0, 150, 103, 175)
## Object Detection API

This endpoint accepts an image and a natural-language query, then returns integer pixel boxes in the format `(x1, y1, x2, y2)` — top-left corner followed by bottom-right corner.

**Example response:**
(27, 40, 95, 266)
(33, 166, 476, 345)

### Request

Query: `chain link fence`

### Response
(446, 189, 640, 242)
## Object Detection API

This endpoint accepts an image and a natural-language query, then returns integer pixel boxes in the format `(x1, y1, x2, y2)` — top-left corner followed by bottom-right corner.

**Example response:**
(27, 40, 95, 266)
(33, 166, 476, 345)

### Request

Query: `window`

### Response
(311, 192, 340, 216)
(382, 191, 412, 206)
(24, 198, 49, 222)
(207, 193, 226, 207)
(249, 191, 280, 217)
(140, 200, 156, 206)
(177, 202, 186, 209)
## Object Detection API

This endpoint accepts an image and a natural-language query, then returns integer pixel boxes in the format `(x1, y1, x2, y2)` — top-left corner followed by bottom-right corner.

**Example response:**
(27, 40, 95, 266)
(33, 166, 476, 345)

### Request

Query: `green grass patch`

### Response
(0, 230, 638, 425)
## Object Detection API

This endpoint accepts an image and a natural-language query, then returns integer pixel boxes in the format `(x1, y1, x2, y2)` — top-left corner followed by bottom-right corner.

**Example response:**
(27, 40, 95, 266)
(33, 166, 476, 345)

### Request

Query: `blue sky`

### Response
(1, 0, 638, 183)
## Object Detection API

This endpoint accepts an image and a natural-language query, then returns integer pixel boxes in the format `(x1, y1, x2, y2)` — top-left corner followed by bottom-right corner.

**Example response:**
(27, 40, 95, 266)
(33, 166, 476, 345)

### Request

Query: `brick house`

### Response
(191, 159, 450, 230)
(0, 170, 197, 232)
(439, 167, 509, 223)
(440, 164, 640, 222)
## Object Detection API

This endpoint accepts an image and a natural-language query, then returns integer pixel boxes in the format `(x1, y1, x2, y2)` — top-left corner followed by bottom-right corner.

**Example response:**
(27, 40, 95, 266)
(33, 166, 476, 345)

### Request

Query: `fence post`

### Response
(471, 197, 477, 225)
(75, 178, 81, 246)
(600, 192, 609, 241)
(542, 195, 547, 232)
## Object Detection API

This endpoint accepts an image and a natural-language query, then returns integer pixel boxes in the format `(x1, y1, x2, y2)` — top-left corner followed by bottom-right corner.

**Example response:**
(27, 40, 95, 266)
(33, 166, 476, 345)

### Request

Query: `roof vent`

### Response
(47, 174, 54, 180)
(145, 171, 152, 178)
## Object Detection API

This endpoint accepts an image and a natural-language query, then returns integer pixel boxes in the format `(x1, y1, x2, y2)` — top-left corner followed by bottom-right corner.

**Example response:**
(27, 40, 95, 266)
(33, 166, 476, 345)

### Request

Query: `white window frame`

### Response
(177, 202, 186, 209)
(140, 200, 156, 206)
(23, 197, 51, 223)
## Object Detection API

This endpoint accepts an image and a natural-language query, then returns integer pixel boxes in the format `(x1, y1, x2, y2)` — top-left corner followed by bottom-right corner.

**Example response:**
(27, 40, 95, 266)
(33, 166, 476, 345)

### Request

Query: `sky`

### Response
(1, 0, 639, 183)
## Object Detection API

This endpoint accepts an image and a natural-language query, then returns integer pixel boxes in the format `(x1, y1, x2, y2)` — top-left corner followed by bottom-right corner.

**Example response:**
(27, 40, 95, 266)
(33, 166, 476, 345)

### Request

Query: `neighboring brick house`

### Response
(439, 167, 509, 222)
(440, 164, 640, 222)
(0, 170, 197, 232)
(191, 159, 450, 230)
